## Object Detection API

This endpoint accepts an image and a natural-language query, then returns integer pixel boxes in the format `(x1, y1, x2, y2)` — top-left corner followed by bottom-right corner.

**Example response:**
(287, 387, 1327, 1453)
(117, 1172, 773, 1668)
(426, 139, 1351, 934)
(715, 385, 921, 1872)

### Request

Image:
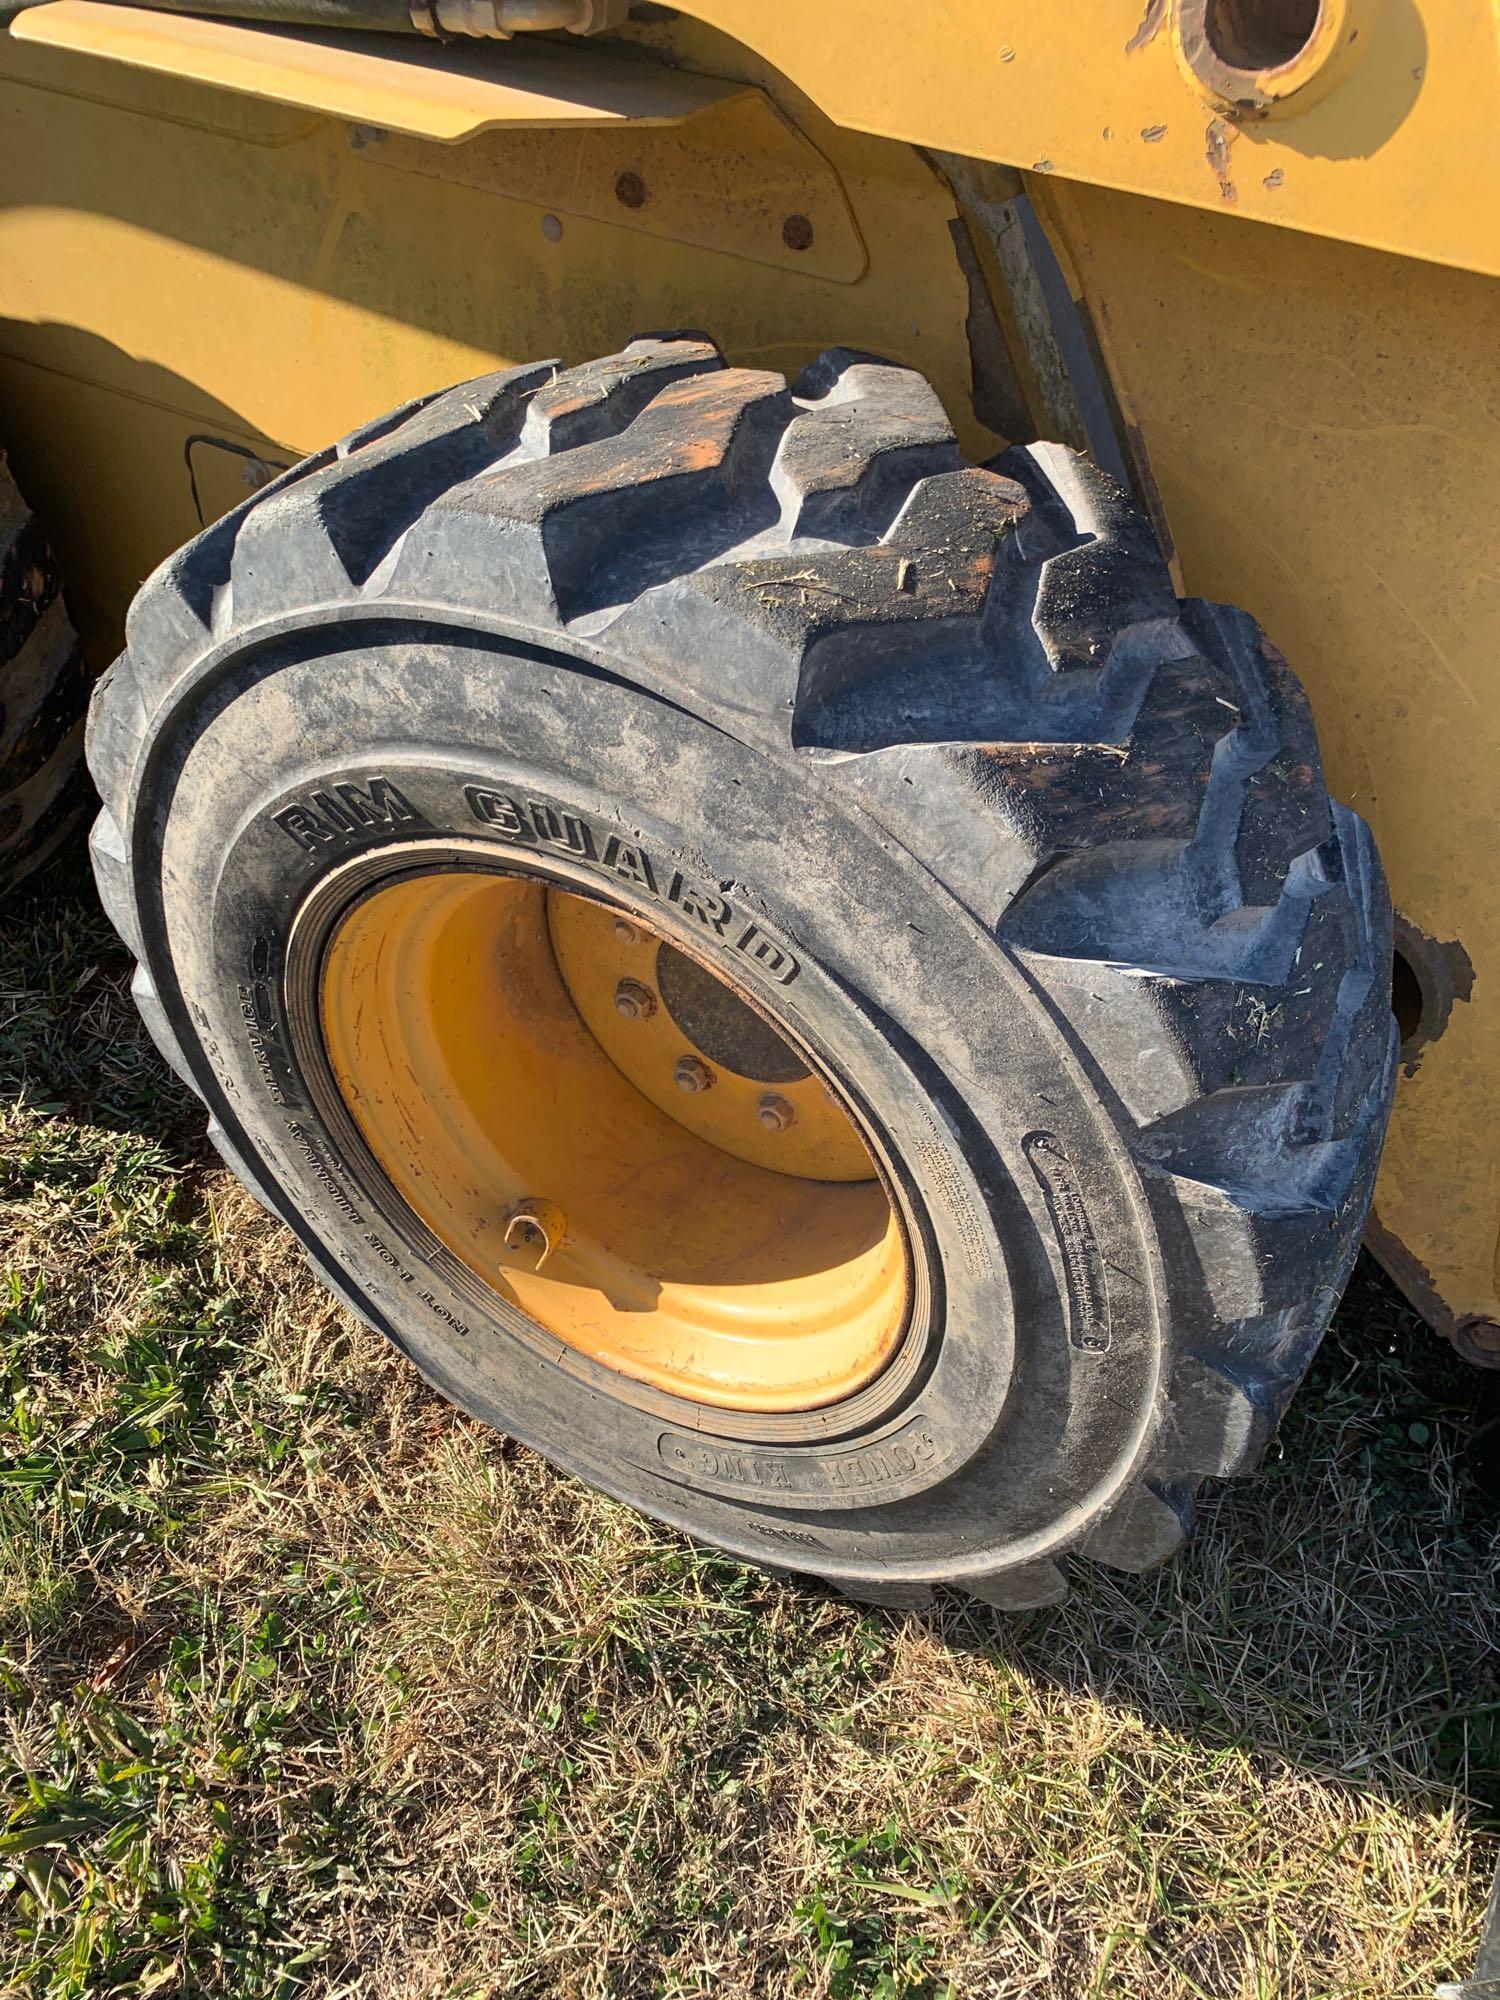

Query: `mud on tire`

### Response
(86, 339, 1396, 1609)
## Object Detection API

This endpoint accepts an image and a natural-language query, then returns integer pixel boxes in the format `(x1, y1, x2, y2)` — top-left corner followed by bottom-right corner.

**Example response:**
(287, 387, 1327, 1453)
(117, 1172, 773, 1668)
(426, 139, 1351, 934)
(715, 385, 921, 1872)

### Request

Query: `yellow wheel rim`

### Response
(319, 869, 909, 1412)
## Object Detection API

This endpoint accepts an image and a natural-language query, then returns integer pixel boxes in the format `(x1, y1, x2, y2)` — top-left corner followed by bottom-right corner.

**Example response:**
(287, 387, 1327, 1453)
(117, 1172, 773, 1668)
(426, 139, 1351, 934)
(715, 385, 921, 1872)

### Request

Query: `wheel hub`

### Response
(318, 868, 910, 1413)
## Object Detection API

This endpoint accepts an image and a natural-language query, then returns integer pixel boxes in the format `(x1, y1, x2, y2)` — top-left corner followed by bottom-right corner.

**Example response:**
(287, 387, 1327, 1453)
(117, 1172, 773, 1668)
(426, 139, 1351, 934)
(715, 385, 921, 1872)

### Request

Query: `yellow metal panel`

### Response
(10, 0, 743, 139)
(362, 90, 869, 283)
(5, 12, 1495, 1337)
(0, 31, 991, 662)
(1033, 172, 1500, 1331)
(647, 1, 1500, 278)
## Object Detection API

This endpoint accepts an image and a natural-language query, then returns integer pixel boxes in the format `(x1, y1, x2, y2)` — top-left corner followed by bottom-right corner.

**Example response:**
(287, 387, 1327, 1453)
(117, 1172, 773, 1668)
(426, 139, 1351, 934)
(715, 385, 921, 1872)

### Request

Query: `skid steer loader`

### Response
(1, 0, 1494, 1607)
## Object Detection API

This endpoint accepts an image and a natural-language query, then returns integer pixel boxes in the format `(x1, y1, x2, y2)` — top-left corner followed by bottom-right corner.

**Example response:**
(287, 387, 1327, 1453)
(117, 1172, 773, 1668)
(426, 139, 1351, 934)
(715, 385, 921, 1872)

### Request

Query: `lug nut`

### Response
(674, 1055, 715, 1094)
(614, 977, 657, 1020)
(613, 918, 641, 944)
(756, 1092, 797, 1132)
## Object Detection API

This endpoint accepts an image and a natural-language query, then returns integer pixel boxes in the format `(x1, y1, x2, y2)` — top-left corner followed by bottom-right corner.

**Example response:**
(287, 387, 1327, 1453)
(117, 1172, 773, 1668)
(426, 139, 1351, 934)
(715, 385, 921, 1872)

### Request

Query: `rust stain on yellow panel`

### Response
(364, 90, 868, 282)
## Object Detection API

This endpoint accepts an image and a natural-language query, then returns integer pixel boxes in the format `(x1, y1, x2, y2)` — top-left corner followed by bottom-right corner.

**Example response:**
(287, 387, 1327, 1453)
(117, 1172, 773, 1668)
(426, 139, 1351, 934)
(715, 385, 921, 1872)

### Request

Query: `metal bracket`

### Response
(9, 0, 730, 139)
(355, 86, 866, 283)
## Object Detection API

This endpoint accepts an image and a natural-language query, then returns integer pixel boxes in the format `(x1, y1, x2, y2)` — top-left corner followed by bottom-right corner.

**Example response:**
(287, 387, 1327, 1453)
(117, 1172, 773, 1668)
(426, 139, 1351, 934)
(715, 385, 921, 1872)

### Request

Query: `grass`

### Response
(0, 857, 1496, 2000)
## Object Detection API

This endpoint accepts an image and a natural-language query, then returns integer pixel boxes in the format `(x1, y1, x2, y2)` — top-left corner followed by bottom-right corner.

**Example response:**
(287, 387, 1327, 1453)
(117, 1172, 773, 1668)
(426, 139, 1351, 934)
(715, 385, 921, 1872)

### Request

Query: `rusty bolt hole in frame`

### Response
(1173, 0, 1363, 111)
(1201, 0, 1322, 71)
(1390, 917, 1475, 1077)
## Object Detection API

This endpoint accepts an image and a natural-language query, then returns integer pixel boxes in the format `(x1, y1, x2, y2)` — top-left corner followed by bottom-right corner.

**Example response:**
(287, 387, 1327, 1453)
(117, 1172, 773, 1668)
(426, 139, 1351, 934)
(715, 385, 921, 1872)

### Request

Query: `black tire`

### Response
(1, 453, 92, 889)
(86, 339, 1396, 1609)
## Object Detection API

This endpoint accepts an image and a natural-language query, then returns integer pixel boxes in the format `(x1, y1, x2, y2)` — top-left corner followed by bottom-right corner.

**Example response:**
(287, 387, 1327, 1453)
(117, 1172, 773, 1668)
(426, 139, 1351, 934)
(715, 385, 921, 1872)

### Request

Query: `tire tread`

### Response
(87, 338, 1396, 1606)
(0, 457, 92, 889)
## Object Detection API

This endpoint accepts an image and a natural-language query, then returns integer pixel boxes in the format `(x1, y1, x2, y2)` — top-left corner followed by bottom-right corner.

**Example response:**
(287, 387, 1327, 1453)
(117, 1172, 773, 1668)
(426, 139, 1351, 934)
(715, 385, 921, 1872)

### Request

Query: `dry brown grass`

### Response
(2, 863, 1496, 1998)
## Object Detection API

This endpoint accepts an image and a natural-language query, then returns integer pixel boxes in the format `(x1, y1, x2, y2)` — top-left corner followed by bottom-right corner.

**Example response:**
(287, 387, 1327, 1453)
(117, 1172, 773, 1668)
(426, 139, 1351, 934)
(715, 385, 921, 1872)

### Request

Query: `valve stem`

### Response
(503, 1198, 565, 1270)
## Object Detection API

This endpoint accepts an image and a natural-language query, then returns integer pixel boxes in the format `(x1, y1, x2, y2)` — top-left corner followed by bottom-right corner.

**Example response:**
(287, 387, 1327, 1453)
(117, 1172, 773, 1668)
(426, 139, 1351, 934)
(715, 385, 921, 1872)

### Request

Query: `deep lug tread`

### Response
(0, 499, 62, 664)
(128, 963, 196, 1090)
(1153, 1350, 1282, 1482)
(518, 336, 722, 456)
(0, 724, 91, 885)
(0, 598, 91, 787)
(964, 1561, 1068, 1611)
(995, 443, 1178, 672)
(108, 443, 343, 812)
(827, 1577, 937, 1613)
(1080, 1478, 1197, 1571)
(398, 363, 797, 626)
(1007, 952, 1344, 1131)
(335, 384, 450, 459)
(1136, 1084, 1354, 1212)
(88, 808, 144, 961)
(772, 350, 963, 540)
(0, 458, 91, 889)
(229, 365, 558, 607)
(86, 340, 1396, 1609)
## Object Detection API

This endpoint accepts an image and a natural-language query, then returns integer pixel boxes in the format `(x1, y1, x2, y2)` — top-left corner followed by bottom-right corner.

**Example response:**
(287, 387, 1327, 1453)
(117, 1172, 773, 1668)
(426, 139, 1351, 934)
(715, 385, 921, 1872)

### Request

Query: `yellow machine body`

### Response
(0, 0, 1495, 1349)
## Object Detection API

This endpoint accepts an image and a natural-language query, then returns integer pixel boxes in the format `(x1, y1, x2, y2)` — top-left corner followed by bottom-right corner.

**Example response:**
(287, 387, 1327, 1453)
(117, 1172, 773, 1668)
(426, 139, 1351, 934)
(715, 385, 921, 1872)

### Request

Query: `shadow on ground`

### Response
(3, 849, 1497, 1996)
(10, 848, 1496, 1817)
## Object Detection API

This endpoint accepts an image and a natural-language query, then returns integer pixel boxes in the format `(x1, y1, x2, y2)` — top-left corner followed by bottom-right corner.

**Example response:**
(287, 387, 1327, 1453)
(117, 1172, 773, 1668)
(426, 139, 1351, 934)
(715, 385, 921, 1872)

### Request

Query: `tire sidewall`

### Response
(140, 621, 1166, 1579)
